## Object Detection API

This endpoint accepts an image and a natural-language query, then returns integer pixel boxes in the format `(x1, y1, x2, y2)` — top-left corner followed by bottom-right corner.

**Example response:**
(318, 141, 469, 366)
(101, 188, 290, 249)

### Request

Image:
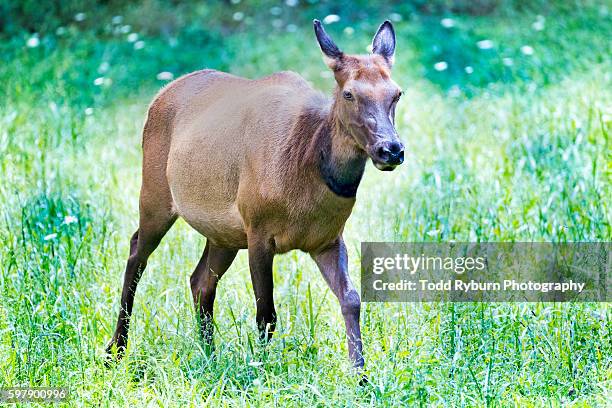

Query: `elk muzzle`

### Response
(370, 139, 404, 171)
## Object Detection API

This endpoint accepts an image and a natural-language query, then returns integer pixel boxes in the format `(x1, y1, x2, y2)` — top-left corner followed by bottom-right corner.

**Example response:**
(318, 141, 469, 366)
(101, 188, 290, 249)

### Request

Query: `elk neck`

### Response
(286, 91, 367, 199)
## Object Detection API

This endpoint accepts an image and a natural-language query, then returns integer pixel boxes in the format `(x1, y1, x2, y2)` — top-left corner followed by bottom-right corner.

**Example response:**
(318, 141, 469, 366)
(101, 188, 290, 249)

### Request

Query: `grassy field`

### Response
(1, 1, 611, 406)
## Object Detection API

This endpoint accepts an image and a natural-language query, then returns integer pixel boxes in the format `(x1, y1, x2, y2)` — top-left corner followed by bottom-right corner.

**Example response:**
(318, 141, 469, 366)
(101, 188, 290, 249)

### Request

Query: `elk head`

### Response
(314, 19, 404, 171)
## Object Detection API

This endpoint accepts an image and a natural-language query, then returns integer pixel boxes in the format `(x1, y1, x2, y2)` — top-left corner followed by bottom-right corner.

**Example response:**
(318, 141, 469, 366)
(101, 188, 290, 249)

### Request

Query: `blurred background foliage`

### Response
(2, 0, 610, 109)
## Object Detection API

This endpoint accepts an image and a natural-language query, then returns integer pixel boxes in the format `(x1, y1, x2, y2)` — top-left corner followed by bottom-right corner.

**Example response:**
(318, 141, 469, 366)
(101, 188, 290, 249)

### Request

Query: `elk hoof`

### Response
(104, 339, 126, 366)
(358, 374, 369, 387)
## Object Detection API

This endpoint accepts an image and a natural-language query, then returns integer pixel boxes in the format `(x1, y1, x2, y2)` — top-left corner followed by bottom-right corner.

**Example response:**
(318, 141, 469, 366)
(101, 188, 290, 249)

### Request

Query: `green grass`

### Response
(1, 1, 611, 406)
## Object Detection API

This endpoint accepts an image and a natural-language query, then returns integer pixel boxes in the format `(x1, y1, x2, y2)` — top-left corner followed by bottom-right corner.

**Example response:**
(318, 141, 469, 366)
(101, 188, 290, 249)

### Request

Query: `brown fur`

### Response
(107, 20, 403, 373)
(161, 68, 370, 253)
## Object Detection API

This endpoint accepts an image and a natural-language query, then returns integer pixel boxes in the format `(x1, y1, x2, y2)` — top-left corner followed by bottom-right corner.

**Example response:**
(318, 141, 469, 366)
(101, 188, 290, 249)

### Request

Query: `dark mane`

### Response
(283, 93, 366, 198)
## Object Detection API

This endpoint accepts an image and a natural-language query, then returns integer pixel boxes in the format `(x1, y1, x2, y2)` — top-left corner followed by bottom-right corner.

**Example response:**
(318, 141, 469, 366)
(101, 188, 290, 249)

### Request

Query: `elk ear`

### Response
(313, 19, 343, 69)
(372, 20, 395, 67)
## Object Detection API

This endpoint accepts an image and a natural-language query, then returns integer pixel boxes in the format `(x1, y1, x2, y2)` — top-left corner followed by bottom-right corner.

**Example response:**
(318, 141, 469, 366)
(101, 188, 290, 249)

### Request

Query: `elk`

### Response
(106, 19, 404, 371)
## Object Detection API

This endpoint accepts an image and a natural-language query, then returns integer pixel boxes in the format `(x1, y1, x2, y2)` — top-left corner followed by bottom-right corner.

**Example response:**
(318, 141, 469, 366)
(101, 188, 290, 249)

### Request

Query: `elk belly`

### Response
(179, 204, 248, 248)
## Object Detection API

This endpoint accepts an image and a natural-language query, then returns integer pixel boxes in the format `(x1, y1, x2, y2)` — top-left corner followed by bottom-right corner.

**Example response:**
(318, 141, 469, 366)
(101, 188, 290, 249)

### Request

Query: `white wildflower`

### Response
(98, 61, 110, 73)
(434, 61, 448, 71)
(156, 71, 174, 81)
(440, 18, 455, 28)
(477, 39, 494, 49)
(26, 35, 40, 48)
(532, 15, 545, 31)
(389, 13, 403, 22)
(323, 14, 340, 24)
(63, 215, 78, 224)
(520, 45, 534, 55)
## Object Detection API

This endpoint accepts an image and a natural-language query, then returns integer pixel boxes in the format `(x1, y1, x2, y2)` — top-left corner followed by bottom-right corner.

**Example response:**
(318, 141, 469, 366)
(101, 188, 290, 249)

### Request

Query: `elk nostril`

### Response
(396, 149, 404, 164)
(377, 146, 391, 159)
(389, 141, 403, 154)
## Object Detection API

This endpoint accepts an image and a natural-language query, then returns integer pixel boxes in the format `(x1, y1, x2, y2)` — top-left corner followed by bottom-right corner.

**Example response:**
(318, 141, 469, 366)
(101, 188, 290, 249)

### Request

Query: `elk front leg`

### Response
(312, 237, 364, 369)
(247, 235, 276, 341)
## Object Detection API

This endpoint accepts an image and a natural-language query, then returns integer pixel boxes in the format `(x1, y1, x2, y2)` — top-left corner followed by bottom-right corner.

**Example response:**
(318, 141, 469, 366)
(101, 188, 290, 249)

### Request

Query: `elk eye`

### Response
(394, 91, 402, 102)
(343, 91, 353, 100)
